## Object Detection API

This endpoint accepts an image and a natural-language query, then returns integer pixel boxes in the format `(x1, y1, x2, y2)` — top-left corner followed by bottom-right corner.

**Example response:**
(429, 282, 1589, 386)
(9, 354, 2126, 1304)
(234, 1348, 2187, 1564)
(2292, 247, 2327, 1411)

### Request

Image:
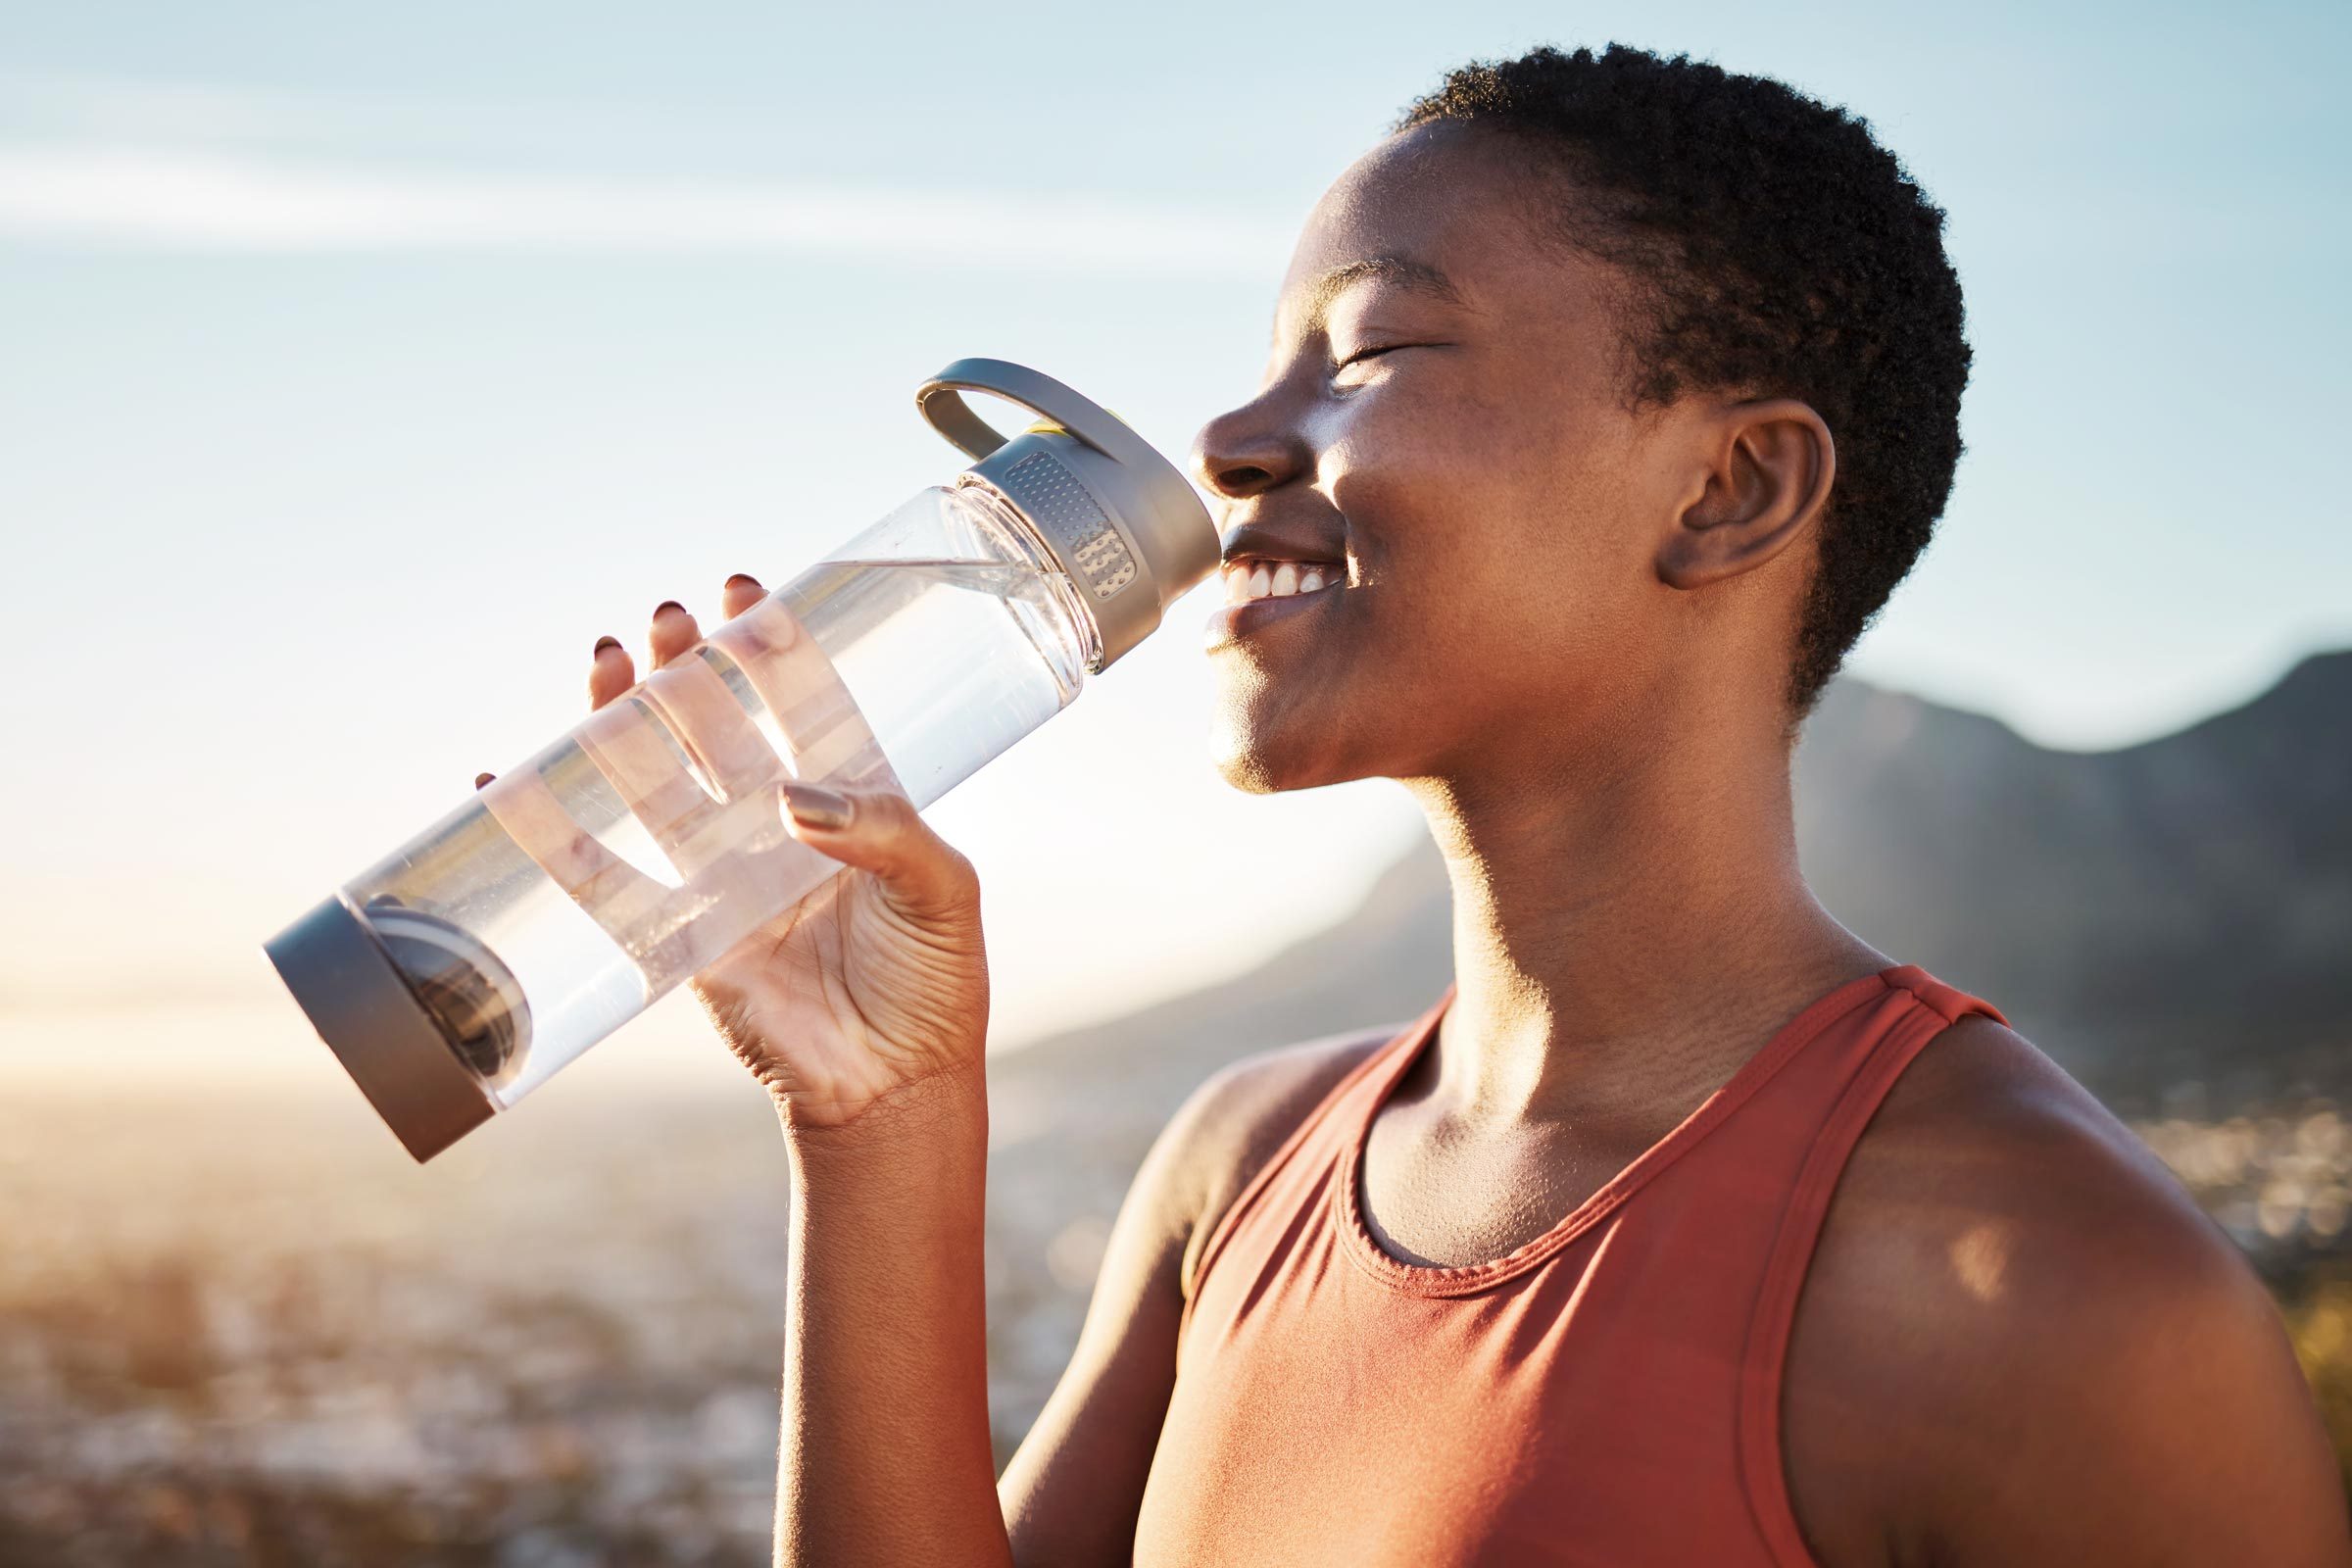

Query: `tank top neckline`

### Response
(1335, 964, 1924, 1298)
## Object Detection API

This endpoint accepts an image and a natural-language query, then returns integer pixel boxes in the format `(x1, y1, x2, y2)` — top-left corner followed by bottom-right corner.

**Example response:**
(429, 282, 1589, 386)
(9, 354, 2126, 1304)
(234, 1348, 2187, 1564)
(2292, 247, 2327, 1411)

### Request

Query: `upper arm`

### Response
(997, 1028, 1390, 1567)
(1939, 1212, 2350, 1566)
(1792, 1016, 2351, 1567)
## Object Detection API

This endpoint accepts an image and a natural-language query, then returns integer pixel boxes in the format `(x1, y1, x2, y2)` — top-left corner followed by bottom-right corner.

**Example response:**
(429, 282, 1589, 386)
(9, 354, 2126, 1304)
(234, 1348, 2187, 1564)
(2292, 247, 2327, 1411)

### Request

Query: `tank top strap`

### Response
(1179, 985, 1457, 1335)
(1736, 965, 2007, 1565)
(1878, 962, 2010, 1028)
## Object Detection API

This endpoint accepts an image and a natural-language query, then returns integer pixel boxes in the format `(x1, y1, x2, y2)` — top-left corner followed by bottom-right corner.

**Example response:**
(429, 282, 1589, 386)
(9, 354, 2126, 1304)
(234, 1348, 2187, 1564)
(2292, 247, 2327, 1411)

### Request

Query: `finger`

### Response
(649, 600, 701, 668)
(480, 767, 668, 940)
(777, 782, 978, 921)
(720, 571, 765, 619)
(589, 634, 635, 709)
(641, 656, 773, 797)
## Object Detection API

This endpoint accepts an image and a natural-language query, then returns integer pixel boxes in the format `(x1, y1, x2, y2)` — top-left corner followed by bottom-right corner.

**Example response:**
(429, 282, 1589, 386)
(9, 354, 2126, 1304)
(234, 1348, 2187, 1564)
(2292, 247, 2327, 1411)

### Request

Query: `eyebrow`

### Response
(1299, 254, 1468, 333)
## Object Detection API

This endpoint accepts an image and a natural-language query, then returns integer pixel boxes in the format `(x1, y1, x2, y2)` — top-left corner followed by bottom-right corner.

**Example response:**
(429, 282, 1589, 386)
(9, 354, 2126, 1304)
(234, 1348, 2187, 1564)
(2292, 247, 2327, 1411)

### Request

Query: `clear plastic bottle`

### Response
(266, 361, 1215, 1160)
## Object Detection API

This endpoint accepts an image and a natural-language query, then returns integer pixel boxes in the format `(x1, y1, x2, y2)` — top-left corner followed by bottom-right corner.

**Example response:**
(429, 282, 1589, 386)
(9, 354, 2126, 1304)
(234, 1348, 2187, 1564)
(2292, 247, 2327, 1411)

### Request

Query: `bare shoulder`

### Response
(1786, 1014, 2350, 1566)
(1154, 1021, 1404, 1296)
(999, 1016, 1417, 1559)
(1831, 1012, 2224, 1289)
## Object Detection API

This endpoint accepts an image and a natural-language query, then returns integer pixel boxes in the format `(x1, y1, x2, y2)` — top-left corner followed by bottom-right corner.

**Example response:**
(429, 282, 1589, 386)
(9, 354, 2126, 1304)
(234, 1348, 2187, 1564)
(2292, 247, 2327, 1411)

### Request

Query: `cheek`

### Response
(1325, 408, 1619, 633)
(1317, 419, 1656, 728)
(1323, 400, 1520, 583)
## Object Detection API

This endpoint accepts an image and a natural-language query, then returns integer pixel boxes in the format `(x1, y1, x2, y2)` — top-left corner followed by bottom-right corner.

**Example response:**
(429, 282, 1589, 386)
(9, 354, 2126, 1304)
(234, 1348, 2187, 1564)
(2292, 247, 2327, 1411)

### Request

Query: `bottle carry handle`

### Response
(916, 358, 1159, 473)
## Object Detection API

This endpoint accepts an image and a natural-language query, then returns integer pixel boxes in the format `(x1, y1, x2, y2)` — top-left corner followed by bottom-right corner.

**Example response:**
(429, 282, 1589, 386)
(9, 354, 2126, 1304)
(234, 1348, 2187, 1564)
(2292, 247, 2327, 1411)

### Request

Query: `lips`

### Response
(1218, 516, 1347, 571)
(1203, 585, 1336, 650)
(1202, 557, 1346, 651)
(1206, 516, 1349, 651)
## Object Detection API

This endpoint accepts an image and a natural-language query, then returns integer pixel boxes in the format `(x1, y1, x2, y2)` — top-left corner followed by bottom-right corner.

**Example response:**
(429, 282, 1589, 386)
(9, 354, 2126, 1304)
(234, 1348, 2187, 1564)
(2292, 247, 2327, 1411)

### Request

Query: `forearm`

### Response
(776, 1067, 1012, 1568)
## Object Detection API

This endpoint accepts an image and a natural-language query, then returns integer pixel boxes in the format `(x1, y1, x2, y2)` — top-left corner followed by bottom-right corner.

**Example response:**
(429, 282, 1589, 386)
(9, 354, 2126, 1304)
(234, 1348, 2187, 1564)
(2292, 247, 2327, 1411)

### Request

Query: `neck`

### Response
(1397, 693, 1886, 1129)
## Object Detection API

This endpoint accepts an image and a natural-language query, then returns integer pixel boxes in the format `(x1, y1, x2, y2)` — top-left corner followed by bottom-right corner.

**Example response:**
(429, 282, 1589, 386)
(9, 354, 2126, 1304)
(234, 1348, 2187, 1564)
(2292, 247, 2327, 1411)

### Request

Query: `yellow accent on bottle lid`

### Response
(1024, 408, 1128, 438)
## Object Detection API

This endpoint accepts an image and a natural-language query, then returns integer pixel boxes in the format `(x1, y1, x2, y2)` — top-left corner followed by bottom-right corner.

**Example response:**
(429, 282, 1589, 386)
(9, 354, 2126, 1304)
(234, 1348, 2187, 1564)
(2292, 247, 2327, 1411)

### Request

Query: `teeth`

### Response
(1221, 560, 1343, 605)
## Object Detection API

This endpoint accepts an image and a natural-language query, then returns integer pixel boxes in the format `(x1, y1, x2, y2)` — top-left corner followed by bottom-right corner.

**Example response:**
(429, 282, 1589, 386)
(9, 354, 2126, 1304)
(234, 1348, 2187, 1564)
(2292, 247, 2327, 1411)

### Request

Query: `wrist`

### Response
(781, 1059, 989, 1174)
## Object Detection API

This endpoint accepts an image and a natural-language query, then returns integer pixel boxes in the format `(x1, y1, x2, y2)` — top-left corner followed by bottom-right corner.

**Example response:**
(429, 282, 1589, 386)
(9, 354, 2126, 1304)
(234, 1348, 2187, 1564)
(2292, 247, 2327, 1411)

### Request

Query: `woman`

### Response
(575, 44, 2345, 1568)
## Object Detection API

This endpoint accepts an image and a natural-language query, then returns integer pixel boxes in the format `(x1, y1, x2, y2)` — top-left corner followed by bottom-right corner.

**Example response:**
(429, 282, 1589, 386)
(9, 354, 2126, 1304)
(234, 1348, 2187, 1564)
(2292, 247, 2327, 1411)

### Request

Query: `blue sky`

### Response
(1, 0, 2344, 1074)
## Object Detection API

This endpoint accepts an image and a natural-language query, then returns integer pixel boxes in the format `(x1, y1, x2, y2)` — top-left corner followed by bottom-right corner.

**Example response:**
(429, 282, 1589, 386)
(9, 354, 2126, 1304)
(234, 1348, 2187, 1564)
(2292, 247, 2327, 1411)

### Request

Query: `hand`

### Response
(481, 573, 992, 1132)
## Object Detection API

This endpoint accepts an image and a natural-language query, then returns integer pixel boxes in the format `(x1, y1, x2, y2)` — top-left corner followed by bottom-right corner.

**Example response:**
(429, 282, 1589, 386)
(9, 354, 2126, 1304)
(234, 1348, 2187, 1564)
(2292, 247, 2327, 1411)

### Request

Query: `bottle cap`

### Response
(265, 895, 497, 1161)
(916, 359, 1217, 671)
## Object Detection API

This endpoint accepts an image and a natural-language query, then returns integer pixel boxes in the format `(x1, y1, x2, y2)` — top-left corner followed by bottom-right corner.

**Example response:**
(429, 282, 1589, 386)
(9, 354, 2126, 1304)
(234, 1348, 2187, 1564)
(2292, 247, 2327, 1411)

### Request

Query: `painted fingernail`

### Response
(474, 772, 496, 789)
(725, 572, 762, 591)
(594, 635, 622, 656)
(654, 600, 686, 618)
(779, 780, 853, 831)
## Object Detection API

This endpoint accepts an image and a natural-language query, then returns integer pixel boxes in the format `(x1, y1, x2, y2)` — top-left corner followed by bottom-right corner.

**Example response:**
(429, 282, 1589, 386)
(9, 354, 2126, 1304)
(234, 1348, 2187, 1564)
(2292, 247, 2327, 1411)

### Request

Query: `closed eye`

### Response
(1335, 343, 1420, 368)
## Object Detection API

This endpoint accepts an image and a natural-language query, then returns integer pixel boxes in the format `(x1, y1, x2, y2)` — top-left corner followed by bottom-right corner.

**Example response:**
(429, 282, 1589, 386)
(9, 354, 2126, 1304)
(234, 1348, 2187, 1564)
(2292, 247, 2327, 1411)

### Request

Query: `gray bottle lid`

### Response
(265, 894, 496, 1162)
(917, 359, 1217, 671)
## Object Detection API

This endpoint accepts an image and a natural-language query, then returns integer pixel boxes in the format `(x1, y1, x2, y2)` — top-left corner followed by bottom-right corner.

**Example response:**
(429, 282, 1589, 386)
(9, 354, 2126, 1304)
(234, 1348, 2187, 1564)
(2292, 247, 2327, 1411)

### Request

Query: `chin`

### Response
(1210, 747, 1290, 797)
(1205, 695, 1360, 797)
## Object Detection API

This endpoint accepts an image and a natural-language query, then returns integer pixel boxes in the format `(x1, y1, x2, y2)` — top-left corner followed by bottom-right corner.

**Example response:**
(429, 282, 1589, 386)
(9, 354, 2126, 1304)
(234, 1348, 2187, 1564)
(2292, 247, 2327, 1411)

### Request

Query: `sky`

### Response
(1, 0, 2345, 1093)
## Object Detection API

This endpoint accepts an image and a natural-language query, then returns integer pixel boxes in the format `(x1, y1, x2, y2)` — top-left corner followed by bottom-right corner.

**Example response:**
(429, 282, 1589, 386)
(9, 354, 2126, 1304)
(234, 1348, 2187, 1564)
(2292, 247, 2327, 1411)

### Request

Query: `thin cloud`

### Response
(0, 144, 1293, 274)
(0, 73, 908, 158)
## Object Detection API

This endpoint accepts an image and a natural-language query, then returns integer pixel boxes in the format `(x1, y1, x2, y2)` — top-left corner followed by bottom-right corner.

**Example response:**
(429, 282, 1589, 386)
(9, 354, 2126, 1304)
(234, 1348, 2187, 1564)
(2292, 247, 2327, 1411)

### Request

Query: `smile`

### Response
(1203, 557, 1347, 650)
(1222, 559, 1342, 605)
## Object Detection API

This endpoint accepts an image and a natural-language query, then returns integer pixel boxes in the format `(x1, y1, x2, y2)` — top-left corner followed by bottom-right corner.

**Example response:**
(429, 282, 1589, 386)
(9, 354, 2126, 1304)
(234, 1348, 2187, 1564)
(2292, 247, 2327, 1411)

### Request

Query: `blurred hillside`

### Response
(4, 652, 2347, 1564)
(1794, 649, 2352, 1109)
(997, 648, 2352, 1127)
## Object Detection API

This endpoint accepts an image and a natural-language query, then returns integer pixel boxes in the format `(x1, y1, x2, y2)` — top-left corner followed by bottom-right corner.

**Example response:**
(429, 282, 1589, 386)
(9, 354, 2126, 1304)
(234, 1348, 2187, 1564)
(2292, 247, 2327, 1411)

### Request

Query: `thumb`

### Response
(777, 779, 978, 921)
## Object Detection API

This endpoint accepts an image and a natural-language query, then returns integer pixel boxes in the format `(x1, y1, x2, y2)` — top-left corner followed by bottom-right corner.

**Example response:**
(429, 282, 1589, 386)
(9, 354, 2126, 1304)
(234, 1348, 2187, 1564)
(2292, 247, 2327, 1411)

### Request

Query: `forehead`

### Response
(1276, 122, 1599, 335)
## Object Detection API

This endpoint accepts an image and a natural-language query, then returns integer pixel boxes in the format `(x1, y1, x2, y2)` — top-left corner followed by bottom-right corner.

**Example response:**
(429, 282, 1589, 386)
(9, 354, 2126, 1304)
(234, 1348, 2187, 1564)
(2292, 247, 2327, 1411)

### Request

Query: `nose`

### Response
(1190, 393, 1308, 502)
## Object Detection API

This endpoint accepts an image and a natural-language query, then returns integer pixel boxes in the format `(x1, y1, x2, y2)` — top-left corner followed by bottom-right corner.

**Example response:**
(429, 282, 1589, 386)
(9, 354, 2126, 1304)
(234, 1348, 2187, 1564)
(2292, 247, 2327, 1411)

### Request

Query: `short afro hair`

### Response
(1396, 43, 1971, 722)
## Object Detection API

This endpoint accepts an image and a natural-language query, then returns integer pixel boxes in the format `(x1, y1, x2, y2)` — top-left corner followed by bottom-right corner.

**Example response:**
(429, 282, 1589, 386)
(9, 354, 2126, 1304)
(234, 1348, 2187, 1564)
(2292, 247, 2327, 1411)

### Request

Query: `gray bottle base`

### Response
(264, 896, 496, 1162)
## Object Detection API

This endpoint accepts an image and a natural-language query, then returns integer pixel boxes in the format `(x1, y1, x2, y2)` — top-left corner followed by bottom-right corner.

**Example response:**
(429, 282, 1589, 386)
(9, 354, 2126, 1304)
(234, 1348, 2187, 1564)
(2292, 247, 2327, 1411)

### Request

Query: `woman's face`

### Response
(1194, 122, 1689, 796)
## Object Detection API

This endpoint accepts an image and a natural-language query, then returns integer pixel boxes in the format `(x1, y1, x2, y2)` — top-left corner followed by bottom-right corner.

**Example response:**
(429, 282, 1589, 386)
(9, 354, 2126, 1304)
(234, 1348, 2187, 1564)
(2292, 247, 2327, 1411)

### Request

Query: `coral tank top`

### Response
(1133, 964, 2009, 1567)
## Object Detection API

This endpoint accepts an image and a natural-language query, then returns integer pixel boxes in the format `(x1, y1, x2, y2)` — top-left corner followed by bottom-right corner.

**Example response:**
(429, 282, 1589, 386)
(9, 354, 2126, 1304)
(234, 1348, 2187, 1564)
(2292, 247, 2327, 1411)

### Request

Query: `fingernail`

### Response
(654, 600, 686, 618)
(474, 771, 496, 789)
(779, 780, 853, 831)
(726, 572, 761, 590)
(594, 635, 622, 656)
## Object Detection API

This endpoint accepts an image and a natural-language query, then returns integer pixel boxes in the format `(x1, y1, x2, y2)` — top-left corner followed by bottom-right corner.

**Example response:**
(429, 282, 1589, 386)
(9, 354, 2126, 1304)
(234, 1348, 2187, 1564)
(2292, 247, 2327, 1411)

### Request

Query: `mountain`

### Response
(992, 650, 2352, 1146)
(1791, 650, 2352, 1108)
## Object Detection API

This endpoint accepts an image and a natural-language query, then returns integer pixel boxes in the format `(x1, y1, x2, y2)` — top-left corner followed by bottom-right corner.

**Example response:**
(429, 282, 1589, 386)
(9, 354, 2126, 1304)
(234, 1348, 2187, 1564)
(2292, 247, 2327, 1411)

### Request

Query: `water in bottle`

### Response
(265, 361, 1216, 1160)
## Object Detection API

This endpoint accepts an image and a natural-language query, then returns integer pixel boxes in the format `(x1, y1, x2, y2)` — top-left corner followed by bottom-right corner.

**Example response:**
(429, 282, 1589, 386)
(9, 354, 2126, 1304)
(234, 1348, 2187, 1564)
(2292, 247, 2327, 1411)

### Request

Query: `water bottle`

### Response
(265, 360, 1215, 1161)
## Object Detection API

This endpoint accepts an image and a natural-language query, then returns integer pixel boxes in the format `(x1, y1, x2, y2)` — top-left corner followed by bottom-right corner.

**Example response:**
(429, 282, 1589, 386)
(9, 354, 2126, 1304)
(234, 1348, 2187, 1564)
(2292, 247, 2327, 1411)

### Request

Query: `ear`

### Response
(1654, 399, 1836, 591)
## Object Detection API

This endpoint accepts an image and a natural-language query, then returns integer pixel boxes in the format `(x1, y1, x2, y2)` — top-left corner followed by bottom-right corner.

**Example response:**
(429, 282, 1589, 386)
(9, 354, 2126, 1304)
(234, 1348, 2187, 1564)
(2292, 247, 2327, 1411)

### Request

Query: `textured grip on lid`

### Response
(993, 452, 1139, 602)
